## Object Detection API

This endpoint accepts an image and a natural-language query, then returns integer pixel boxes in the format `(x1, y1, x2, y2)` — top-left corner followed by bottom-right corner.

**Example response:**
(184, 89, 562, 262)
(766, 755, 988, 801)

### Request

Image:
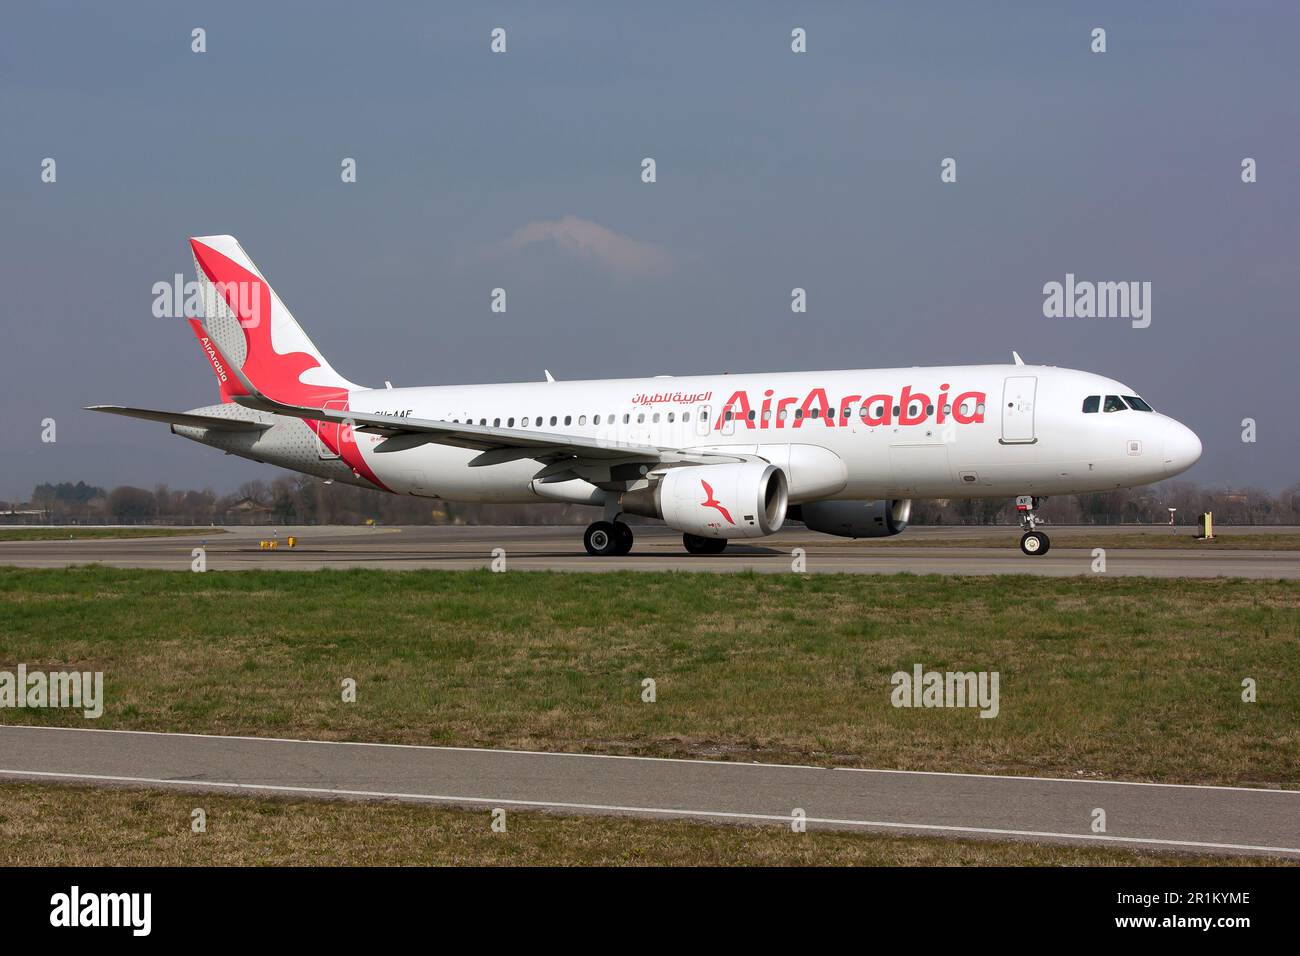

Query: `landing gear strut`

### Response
(683, 533, 727, 555)
(1015, 495, 1050, 556)
(584, 520, 634, 556)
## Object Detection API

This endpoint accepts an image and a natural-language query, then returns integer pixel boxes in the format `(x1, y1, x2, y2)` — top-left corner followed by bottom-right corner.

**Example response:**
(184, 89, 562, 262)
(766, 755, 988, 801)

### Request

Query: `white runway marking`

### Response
(3, 726, 1299, 858)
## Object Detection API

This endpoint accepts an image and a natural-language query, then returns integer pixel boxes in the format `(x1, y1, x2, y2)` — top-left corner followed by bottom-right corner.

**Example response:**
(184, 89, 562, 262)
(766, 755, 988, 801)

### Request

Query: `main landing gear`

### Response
(682, 533, 727, 555)
(584, 520, 634, 556)
(1015, 495, 1050, 556)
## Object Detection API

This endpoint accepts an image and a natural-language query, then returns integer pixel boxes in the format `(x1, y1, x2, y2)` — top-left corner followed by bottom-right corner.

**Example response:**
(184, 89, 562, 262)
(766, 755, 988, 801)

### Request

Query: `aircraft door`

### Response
(695, 404, 713, 437)
(316, 399, 348, 459)
(1000, 376, 1037, 444)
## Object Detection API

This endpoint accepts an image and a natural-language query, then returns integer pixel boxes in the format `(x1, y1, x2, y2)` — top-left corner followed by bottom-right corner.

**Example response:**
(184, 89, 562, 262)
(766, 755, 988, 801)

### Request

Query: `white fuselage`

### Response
(292, 363, 1200, 504)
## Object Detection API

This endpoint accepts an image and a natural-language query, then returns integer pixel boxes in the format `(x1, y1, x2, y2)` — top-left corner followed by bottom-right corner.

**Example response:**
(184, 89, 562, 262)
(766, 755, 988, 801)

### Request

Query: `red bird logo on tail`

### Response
(700, 480, 734, 525)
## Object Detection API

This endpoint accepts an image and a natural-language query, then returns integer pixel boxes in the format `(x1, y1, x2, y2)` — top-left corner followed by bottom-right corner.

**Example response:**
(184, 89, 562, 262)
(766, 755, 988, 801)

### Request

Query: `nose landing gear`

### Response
(1016, 495, 1050, 556)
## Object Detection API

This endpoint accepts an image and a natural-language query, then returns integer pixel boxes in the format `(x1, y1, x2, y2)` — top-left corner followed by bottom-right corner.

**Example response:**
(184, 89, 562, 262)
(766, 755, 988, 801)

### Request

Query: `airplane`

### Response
(90, 235, 1203, 557)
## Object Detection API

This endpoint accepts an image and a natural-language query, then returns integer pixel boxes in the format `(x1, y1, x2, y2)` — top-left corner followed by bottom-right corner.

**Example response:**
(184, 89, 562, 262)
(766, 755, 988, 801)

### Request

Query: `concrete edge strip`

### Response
(2, 725, 1297, 796)
(3, 768, 1298, 856)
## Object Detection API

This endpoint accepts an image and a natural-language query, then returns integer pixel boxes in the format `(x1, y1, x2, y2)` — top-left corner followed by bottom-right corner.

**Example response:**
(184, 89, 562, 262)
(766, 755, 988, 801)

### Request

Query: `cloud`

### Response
(505, 215, 673, 278)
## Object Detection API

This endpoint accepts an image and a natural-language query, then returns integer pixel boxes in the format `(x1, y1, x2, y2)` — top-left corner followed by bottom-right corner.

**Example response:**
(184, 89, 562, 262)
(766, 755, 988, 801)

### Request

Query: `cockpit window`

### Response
(1103, 395, 1127, 413)
(1123, 395, 1153, 412)
(1082, 395, 1100, 414)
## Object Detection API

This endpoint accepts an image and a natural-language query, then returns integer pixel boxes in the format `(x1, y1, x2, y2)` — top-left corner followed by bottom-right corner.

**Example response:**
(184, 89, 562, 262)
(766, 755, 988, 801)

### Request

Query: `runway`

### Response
(1, 726, 1296, 858)
(1, 525, 1298, 577)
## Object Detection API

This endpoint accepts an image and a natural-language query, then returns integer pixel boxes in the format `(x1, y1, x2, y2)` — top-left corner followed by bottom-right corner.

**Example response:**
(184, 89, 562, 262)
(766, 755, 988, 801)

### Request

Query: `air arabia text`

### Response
(715, 385, 986, 430)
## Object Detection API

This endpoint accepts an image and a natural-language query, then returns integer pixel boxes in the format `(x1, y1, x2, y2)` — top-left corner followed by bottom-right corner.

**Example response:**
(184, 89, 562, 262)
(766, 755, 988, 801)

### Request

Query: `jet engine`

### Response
(621, 462, 788, 539)
(789, 498, 911, 538)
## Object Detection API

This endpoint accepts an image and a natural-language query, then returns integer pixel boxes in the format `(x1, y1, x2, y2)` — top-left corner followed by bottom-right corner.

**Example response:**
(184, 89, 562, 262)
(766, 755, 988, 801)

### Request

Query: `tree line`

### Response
(5, 476, 1298, 527)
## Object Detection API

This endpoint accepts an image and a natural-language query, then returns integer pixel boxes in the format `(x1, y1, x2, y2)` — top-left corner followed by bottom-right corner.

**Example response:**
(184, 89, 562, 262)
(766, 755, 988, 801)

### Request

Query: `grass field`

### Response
(0, 528, 224, 541)
(0, 781, 1281, 866)
(1, 567, 1296, 786)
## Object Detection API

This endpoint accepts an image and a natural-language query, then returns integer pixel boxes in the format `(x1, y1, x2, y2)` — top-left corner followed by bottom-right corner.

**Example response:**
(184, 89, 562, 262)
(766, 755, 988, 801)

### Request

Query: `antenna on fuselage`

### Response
(1012, 351, 1026, 366)
(544, 370, 556, 382)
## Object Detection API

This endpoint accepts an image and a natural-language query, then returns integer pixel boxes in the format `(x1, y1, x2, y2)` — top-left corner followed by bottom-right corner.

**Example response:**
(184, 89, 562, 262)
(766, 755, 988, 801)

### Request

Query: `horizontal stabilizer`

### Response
(85, 405, 272, 432)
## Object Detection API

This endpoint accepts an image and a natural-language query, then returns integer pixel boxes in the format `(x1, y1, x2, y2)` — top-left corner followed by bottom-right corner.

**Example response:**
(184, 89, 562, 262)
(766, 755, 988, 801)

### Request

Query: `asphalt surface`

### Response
(1, 525, 1298, 576)
(1, 726, 1296, 858)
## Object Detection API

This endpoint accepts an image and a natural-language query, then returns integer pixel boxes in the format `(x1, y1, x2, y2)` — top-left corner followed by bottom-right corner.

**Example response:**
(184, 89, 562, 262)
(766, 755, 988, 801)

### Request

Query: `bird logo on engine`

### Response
(700, 480, 735, 525)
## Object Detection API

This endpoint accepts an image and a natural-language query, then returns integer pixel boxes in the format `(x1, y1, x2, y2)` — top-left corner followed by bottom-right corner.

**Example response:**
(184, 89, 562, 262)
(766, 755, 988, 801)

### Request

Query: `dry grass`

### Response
(0, 781, 1281, 866)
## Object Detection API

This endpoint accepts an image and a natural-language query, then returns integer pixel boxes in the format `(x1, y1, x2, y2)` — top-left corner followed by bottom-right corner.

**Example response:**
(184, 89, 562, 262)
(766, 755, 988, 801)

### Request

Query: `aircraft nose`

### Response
(1162, 419, 1202, 477)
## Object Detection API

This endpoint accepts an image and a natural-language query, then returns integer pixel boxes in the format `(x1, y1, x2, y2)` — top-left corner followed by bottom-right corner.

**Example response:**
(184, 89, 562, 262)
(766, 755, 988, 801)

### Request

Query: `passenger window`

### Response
(637, 413, 645, 424)
(550, 416, 557, 426)
(578, 415, 587, 425)
(795, 409, 804, 419)
(682, 412, 690, 423)
(1082, 395, 1100, 414)
(667, 412, 675, 423)
(653, 413, 660, 423)
(493, 418, 501, 427)
(507, 417, 515, 427)
(593, 415, 601, 425)
(623, 413, 630, 424)
(564, 415, 572, 426)
(1124, 396, 1153, 412)
(1103, 395, 1126, 413)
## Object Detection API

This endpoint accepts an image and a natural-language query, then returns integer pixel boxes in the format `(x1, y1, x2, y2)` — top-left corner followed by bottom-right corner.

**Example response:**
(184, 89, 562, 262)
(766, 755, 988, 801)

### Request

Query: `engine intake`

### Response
(622, 462, 788, 539)
(791, 498, 911, 538)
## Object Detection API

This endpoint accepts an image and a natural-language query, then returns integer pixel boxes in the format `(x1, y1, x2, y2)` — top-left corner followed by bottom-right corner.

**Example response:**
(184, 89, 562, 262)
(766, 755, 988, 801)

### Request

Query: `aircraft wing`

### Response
(86, 405, 272, 432)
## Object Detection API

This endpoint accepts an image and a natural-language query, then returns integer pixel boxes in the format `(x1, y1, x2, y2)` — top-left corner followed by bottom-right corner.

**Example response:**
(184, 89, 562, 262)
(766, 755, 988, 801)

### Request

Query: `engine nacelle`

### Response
(622, 462, 788, 539)
(791, 498, 911, 538)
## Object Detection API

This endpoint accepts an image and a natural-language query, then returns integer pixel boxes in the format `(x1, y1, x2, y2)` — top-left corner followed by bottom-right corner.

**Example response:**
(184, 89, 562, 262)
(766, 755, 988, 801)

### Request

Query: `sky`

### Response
(2, 1, 1297, 499)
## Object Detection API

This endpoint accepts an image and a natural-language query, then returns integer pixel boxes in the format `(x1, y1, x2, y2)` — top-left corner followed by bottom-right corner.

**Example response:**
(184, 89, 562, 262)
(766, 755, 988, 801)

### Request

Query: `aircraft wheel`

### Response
(1019, 531, 1050, 556)
(584, 521, 619, 556)
(683, 533, 727, 555)
(683, 533, 711, 555)
(613, 521, 634, 556)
